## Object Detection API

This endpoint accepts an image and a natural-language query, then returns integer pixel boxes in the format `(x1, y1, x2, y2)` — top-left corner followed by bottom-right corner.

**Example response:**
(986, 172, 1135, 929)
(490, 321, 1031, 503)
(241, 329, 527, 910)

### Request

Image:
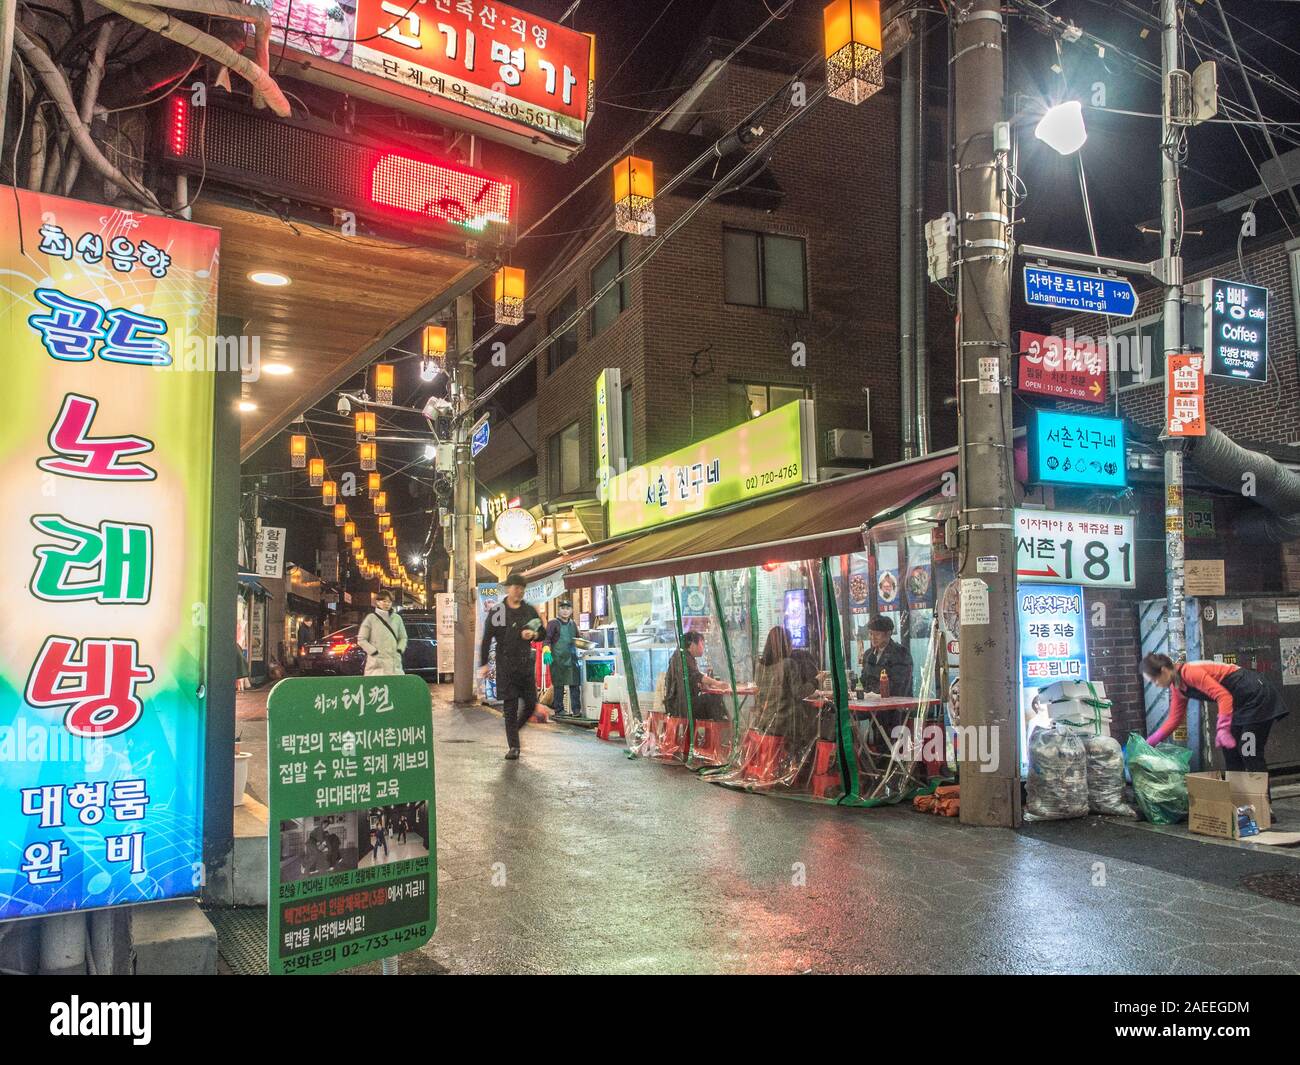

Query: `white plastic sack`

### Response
(1024, 725, 1089, 821)
(1082, 734, 1136, 818)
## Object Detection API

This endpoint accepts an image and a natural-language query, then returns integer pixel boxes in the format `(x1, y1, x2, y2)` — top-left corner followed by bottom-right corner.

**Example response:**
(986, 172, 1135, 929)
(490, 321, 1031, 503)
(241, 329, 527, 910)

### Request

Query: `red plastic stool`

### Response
(691, 720, 731, 763)
(810, 772, 841, 799)
(596, 701, 626, 742)
(661, 716, 688, 758)
(641, 711, 666, 755)
(738, 729, 788, 784)
(813, 739, 838, 776)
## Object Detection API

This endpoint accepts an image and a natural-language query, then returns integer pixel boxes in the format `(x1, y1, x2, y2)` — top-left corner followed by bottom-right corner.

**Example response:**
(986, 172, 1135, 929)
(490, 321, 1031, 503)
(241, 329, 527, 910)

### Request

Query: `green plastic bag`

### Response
(1124, 733, 1193, 825)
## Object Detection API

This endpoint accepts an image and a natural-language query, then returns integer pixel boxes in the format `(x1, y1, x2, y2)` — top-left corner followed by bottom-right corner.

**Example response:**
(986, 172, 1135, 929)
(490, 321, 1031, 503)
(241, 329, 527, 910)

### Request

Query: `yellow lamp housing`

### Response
(493, 266, 526, 325)
(334, 503, 347, 527)
(374, 491, 387, 515)
(351, 536, 363, 552)
(308, 457, 325, 487)
(290, 434, 307, 468)
(823, 0, 883, 105)
(374, 364, 395, 404)
(613, 155, 656, 236)
(322, 480, 337, 506)
(355, 410, 376, 441)
(368, 472, 381, 496)
(343, 520, 356, 541)
(422, 324, 447, 358)
(378, 513, 391, 530)
(360, 441, 377, 471)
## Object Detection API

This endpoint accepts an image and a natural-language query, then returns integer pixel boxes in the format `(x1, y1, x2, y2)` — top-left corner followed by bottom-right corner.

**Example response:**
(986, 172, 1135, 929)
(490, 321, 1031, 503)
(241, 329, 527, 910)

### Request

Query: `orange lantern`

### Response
(374, 364, 394, 404)
(584, 32, 596, 116)
(308, 457, 324, 486)
(290, 433, 307, 468)
(373, 491, 387, 515)
(493, 266, 525, 325)
(368, 472, 381, 496)
(823, 0, 883, 105)
(351, 536, 362, 552)
(422, 324, 447, 357)
(334, 503, 347, 527)
(360, 441, 377, 471)
(344, 520, 356, 541)
(355, 410, 376, 441)
(322, 480, 337, 506)
(613, 156, 655, 236)
(378, 514, 391, 530)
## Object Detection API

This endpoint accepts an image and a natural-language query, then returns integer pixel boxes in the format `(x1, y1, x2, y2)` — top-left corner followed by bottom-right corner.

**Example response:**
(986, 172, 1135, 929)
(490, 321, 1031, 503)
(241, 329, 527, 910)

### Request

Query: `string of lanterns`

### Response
(287, 361, 426, 602)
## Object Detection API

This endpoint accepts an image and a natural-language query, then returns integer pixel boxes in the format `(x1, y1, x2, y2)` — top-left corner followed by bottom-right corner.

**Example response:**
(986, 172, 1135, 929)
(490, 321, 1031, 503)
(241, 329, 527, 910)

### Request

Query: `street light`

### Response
(823, 0, 883, 106)
(1034, 100, 1087, 155)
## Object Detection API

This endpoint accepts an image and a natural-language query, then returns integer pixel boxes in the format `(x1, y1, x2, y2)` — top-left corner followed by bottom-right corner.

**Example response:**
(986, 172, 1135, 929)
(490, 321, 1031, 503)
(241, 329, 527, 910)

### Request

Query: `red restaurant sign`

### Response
(1016, 330, 1108, 404)
(266, 0, 592, 160)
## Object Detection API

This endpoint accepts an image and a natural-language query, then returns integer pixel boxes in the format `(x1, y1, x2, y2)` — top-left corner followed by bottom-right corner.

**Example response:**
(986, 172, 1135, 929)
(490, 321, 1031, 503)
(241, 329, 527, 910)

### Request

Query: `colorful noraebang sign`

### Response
(0, 186, 219, 920)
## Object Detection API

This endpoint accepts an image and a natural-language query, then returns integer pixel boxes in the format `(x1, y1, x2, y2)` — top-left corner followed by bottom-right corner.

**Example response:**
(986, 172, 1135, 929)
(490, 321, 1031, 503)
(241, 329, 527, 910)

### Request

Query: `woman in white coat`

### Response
(357, 590, 408, 676)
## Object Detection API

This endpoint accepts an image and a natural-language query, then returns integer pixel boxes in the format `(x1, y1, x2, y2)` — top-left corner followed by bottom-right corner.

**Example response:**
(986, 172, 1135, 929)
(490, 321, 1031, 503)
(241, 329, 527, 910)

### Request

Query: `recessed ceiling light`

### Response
(238, 400, 257, 412)
(262, 362, 294, 376)
(248, 270, 291, 287)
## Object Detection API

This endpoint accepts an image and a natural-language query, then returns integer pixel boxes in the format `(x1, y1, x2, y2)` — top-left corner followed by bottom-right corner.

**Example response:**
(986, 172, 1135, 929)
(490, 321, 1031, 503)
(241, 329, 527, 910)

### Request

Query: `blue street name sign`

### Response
(471, 418, 490, 457)
(1023, 265, 1137, 318)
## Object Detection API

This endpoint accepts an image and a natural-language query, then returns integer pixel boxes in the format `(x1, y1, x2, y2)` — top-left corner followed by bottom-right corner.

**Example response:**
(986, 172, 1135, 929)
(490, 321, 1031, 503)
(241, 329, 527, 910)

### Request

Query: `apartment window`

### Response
(724, 229, 807, 311)
(1110, 314, 1165, 391)
(728, 382, 808, 424)
(548, 421, 581, 497)
(591, 239, 629, 336)
(547, 289, 579, 373)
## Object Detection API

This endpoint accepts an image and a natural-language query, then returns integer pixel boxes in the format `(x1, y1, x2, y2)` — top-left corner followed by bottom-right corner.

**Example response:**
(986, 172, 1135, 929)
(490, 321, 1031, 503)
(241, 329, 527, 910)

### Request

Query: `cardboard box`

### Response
(1185, 771, 1272, 839)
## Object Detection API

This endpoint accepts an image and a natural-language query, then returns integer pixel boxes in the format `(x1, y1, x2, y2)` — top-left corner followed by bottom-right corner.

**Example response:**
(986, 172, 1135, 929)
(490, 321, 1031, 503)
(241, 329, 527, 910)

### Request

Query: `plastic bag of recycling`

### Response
(1083, 734, 1136, 817)
(1124, 733, 1193, 825)
(1024, 725, 1089, 821)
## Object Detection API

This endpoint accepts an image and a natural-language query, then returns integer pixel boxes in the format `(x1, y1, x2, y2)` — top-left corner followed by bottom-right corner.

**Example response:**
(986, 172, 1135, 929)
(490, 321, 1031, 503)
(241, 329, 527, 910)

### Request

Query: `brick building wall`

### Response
(520, 57, 954, 503)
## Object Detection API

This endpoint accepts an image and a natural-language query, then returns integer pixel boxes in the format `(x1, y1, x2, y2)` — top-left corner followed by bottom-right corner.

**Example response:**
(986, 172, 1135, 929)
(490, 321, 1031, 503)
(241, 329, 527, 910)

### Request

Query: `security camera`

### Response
(336, 395, 351, 416)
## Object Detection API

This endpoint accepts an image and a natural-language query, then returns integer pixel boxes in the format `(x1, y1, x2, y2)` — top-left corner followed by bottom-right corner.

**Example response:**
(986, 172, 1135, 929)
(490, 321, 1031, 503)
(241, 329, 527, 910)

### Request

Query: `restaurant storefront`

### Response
(564, 450, 961, 806)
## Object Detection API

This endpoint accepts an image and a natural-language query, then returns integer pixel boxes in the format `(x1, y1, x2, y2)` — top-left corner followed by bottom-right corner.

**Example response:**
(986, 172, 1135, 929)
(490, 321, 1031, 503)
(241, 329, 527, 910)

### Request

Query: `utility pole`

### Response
(953, 0, 1019, 827)
(451, 291, 478, 706)
(1158, 0, 1192, 752)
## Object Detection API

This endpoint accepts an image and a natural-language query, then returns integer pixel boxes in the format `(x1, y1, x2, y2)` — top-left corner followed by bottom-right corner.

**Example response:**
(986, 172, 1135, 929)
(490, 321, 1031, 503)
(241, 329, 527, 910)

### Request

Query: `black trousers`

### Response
(500, 670, 537, 749)
(1223, 718, 1275, 774)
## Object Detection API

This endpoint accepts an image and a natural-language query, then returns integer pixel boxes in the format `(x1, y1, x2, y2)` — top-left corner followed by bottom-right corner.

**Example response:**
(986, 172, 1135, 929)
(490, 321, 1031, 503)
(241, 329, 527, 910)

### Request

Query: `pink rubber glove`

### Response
(1216, 721, 1237, 750)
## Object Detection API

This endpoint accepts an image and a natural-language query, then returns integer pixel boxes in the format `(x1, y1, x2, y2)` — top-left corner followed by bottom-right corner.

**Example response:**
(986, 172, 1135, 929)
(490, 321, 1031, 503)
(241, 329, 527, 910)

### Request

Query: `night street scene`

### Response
(3, 0, 1300, 1029)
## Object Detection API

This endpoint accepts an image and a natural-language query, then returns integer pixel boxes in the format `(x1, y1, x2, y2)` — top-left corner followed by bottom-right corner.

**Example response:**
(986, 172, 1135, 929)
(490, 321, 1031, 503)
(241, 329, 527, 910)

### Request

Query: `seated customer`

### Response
(663, 631, 729, 721)
(754, 626, 820, 747)
(861, 616, 913, 697)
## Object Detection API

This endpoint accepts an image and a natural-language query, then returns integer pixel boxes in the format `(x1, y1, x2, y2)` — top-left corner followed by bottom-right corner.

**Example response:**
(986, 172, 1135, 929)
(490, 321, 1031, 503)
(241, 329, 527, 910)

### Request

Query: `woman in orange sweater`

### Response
(1140, 653, 1287, 772)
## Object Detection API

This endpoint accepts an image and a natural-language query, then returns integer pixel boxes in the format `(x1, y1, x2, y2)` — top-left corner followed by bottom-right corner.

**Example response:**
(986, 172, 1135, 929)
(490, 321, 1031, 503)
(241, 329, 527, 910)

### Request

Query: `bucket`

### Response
(234, 750, 253, 806)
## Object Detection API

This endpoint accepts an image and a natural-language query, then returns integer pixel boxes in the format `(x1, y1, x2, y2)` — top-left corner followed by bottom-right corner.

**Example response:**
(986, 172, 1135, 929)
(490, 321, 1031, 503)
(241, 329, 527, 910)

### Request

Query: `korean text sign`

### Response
(1, 186, 218, 920)
(1015, 330, 1107, 403)
(1206, 278, 1268, 383)
(1015, 509, 1135, 589)
(267, 0, 591, 150)
(1027, 409, 1127, 490)
(1165, 353, 1206, 437)
(1018, 584, 1089, 686)
(268, 676, 436, 975)
(606, 400, 814, 537)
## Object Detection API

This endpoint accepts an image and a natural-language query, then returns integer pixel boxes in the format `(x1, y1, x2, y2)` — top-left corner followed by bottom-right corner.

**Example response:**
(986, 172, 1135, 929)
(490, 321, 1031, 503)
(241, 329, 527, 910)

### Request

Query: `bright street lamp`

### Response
(1034, 100, 1087, 155)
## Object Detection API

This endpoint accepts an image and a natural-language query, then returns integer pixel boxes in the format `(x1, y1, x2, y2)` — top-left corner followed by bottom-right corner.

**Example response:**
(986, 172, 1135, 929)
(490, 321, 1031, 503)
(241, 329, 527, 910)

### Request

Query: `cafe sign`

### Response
(265, 0, 593, 160)
(1205, 278, 1268, 383)
(1, 187, 218, 920)
(606, 400, 817, 537)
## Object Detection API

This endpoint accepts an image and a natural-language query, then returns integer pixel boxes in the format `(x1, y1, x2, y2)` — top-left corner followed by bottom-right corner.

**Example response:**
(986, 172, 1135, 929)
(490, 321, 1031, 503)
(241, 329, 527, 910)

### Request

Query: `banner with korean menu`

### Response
(0, 187, 218, 921)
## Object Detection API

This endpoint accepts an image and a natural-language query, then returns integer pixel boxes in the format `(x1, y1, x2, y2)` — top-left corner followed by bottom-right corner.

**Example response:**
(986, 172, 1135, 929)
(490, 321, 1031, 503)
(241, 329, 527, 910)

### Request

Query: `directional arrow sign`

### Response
(1023, 265, 1137, 318)
(470, 416, 490, 457)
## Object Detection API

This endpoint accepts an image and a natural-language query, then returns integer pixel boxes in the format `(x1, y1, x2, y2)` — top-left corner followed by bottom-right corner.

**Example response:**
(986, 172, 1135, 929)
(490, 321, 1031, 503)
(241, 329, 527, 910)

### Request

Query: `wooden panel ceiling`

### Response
(191, 201, 481, 457)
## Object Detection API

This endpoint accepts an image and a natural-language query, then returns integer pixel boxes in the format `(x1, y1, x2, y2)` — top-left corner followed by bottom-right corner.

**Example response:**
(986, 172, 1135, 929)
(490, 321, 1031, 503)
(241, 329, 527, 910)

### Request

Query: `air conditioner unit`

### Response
(826, 429, 874, 462)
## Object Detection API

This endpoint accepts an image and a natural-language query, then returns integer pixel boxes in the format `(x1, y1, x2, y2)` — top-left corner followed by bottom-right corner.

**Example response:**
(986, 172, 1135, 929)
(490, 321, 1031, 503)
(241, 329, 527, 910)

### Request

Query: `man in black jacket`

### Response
(478, 573, 543, 760)
(861, 616, 913, 697)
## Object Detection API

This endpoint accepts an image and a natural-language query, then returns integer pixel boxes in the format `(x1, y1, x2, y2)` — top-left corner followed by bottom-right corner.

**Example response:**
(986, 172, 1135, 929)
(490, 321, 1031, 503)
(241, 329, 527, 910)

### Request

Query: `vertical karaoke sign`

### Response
(1, 186, 219, 920)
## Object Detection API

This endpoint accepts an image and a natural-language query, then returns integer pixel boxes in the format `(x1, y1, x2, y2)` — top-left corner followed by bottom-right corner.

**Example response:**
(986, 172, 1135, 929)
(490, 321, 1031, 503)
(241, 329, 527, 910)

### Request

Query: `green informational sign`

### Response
(267, 676, 436, 975)
(606, 399, 815, 536)
(1185, 492, 1216, 540)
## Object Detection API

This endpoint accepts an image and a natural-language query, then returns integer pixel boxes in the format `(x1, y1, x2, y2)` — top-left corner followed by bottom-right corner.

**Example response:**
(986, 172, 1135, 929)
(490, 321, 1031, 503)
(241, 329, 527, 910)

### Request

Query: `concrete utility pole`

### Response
(1158, 0, 1189, 718)
(451, 291, 478, 706)
(953, 0, 1020, 827)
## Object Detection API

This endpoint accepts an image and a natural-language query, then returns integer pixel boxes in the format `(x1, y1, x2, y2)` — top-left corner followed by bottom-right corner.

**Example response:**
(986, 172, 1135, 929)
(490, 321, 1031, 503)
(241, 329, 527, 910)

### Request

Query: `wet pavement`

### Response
(234, 684, 1300, 975)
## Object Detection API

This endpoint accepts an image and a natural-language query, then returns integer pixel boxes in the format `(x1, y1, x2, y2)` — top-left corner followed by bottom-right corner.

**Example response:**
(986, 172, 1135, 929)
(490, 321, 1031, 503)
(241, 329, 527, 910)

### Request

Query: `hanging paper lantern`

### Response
(823, 0, 883, 105)
(343, 520, 356, 541)
(322, 480, 337, 506)
(374, 364, 394, 404)
(334, 503, 347, 527)
(308, 457, 325, 486)
(355, 410, 376, 441)
(493, 266, 525, 325)
(368, 472, 381, 496)
(374, 491, 387, 515)
(290, 434, 307, 468)
(360, 441, 377, 471)
(613, 155, 655, 236)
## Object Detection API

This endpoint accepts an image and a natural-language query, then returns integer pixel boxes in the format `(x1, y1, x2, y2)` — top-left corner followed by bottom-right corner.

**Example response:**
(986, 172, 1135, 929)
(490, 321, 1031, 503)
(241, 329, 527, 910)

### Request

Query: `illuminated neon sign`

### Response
(369, 153, 515, 232)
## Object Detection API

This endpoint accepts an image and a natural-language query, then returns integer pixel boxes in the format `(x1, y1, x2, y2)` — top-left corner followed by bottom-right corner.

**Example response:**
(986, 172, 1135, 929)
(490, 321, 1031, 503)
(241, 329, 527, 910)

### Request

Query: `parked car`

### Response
(299, 613, 439, 679)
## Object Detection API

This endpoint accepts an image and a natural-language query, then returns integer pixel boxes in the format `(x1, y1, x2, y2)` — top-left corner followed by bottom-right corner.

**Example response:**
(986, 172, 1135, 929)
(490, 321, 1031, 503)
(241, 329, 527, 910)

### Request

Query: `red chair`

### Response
(596, 701, 626, 742)
(738, 729, 788, 784)
(661, 716, 689, 758)
(641, 712, 667, 756)
(813, 739, 838, 776)
(691, 720, 731, 763)
(811, 773, 842, 799)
